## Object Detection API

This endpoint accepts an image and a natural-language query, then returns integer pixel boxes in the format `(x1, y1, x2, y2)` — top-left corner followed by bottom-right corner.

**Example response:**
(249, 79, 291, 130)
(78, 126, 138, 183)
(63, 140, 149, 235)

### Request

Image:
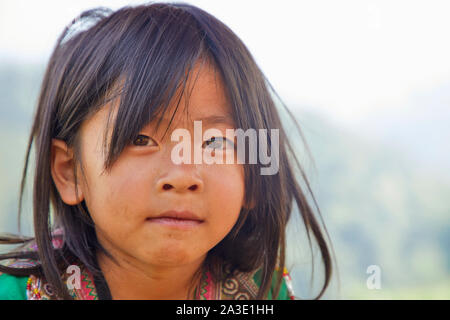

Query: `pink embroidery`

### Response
(203, 270, 214, 299)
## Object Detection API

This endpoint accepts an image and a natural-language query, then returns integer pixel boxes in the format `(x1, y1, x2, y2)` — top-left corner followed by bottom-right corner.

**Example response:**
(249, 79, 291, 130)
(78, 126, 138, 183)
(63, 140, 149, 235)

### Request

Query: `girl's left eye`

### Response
(132, 134, 157, 147)
(202, 136, 234, 150)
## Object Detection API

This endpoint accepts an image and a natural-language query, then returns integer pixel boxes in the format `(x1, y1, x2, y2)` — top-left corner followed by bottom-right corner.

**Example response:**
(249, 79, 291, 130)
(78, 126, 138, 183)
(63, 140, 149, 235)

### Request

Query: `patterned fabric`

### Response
(2, 231, 296, 300)
(195, 266, 261, 300)
(25, 265, 99, 300)
(194, 264, 295, 300)
(23, 261, 295, 300)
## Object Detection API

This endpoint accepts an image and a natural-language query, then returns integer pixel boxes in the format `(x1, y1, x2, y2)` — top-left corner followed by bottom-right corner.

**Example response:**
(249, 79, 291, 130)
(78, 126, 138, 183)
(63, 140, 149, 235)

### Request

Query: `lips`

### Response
(147, 210, 204, 222)
(146, 210, 204, 229)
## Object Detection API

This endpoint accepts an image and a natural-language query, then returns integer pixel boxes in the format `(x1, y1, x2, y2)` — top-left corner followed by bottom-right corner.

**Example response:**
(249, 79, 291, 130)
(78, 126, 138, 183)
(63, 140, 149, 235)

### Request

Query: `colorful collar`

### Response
(6, 230, 294, 300)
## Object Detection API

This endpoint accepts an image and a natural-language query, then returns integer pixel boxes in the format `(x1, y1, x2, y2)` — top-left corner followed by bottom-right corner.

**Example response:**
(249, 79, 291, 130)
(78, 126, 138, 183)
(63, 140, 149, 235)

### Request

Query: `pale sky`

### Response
(1, 0, 449, 126)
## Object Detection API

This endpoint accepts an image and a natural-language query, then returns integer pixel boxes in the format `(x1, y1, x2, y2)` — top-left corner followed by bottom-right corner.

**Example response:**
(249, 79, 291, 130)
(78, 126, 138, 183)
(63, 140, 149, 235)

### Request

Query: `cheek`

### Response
(81, 159, 150, 233)
(205, 165, 245, 235)
(215, 173, 244, 208)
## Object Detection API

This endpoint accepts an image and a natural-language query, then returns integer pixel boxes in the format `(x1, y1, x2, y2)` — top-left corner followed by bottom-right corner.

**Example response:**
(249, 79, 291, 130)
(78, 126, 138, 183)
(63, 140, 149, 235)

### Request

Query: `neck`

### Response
(96, 249, 206, 300)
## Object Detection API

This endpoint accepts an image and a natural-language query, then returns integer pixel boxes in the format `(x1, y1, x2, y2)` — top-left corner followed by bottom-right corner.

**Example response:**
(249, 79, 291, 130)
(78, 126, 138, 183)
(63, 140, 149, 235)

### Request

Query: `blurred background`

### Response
(0, 0, 449, 299)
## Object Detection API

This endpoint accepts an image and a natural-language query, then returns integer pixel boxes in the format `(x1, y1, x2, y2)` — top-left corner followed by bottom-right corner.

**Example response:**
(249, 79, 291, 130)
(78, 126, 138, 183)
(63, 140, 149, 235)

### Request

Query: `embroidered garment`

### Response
(0, 233, 295, 300)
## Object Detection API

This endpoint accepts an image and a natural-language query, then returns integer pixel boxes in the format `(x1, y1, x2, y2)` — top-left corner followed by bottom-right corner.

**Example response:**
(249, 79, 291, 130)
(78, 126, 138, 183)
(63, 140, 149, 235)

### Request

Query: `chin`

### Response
(144, 245, 199, 267)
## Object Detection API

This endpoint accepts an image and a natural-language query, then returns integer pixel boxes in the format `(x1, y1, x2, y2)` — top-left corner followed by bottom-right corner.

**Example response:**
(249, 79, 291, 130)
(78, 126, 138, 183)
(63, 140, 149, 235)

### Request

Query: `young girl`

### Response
(0, 2, 334, 300)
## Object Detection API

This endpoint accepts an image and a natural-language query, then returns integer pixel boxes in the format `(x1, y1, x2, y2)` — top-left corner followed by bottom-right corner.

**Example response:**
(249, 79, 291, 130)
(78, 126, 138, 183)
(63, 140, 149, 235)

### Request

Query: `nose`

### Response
(156, 166, 204, 193)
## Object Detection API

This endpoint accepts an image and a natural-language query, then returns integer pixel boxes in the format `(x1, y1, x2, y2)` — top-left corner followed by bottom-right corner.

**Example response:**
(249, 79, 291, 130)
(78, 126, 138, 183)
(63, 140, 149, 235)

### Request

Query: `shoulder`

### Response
(0, 242, 42, 300)
(0, 258, 40, 300)
(0, 230, 68, 300)
(0, 273, 29, 300)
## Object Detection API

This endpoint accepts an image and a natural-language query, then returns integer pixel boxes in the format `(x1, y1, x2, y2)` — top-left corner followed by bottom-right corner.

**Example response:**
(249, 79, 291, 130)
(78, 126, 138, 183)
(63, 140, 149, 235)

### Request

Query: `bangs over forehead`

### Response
(94, 6, 216, 171)
(53, 3, 272, 174)
(100, 55, 219, 167)
(67, 3, 262, 173)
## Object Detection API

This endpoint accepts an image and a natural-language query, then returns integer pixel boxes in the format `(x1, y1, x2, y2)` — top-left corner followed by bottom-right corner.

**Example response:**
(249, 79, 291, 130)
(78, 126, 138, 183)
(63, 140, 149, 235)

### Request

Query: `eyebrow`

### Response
(154, 114, 236, 127)
(195, 114, 235, 126)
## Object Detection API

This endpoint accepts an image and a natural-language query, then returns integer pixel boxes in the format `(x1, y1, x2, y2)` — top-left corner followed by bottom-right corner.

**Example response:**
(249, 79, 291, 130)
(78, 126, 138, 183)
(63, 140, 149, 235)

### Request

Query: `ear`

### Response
(51, 138, 84, 205)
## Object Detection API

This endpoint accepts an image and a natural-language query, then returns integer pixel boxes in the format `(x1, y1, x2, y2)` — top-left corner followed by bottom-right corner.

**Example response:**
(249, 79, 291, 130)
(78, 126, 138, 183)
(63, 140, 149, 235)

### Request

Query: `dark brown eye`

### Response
(132, 134, 156, 147)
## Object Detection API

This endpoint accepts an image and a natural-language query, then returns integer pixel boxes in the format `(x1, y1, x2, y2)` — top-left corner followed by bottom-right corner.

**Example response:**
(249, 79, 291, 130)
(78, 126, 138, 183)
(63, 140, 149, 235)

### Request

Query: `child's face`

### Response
(69, 64, 245, 268)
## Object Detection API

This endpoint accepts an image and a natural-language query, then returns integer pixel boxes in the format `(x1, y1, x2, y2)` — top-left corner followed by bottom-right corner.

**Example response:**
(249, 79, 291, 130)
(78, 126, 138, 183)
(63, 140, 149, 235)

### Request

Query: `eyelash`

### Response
(131, 134, 235, 150)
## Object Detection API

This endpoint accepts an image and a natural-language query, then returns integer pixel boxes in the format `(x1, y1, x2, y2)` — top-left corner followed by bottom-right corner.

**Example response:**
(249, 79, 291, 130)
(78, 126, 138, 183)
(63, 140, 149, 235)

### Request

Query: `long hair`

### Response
(0, 1, 335, 300)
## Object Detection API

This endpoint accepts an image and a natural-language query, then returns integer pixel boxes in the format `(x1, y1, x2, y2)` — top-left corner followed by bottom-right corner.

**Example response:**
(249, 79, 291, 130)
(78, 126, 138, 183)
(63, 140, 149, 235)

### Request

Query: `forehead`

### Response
(168, 61, 232, 119)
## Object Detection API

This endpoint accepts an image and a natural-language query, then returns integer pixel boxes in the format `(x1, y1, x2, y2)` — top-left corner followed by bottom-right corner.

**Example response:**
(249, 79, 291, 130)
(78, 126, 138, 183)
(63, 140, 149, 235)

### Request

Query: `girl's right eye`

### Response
(132, 134, 157, 147)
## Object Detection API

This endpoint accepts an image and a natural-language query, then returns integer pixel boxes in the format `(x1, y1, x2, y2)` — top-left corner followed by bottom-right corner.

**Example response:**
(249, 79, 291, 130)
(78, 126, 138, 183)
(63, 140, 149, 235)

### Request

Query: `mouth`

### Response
(145, 210, 205, 229)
